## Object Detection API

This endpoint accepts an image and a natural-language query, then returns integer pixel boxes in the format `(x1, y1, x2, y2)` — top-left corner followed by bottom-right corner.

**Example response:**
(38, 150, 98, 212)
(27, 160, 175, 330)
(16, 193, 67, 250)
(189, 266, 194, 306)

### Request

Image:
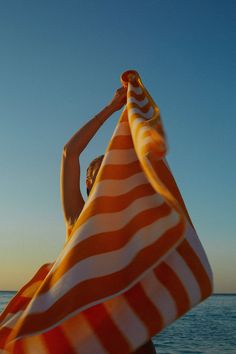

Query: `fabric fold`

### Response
(0, 70, 213, 353)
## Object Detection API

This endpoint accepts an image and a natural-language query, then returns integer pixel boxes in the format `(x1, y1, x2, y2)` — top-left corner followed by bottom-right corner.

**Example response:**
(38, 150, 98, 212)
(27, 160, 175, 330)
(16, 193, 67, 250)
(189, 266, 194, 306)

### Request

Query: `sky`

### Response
(0, 0, 235, 293)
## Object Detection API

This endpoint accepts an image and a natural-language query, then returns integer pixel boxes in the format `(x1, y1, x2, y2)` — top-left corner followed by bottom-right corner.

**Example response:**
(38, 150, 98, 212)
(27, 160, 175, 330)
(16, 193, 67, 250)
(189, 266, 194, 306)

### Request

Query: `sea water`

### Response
(1, 293, 235, 353)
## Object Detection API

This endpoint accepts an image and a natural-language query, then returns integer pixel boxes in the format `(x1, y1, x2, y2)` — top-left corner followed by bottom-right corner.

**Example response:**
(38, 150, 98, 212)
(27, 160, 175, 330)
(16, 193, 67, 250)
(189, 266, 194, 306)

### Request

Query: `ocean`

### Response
(0, 293, 235, 353)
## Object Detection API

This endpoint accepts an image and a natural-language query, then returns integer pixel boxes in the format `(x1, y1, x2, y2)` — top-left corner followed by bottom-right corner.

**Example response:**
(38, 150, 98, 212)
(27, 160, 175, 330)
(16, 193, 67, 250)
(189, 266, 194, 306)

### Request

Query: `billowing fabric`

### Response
(0, 70, 213, 353)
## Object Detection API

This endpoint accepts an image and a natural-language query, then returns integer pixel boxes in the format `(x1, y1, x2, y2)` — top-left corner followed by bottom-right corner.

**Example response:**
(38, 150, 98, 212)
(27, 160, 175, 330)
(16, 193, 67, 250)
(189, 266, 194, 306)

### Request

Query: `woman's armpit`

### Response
(66, 222, 74, 241)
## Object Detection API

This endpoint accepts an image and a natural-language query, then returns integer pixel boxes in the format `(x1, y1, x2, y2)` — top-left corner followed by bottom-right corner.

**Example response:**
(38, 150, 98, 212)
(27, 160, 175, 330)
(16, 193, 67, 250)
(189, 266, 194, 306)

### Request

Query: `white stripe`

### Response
(81, 195, 164, 245)
(25, 210, 180, 313)
(114, 122, 130, 136)
(104, 149, 138, 165)
(129, 106, 154, 119)
(89, 173, 147, 202)
(67, 314, 108, 354)
(105, 296, 148, 349)
(154, 153, 212, 281)
(130, 124, 151, 143)
(56, 193, 165, 267)
(165, 250, 201, 306)
(130, 117, 145, 132)
(128, 84, 143, 95)
(0, 311, 23, 329)
(23, 335, 50, 354)
(141, 271, 177, 326)
(107, 120, 129, 143)
(185, 222, 213, 281)
(130, 117, 161, 149)
(127, 96, 149, 107)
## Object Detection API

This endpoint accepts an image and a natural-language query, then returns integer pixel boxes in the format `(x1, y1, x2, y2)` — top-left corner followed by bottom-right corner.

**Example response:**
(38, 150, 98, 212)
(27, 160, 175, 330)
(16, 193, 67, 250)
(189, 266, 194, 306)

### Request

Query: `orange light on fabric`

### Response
(0, 70, 213, 353)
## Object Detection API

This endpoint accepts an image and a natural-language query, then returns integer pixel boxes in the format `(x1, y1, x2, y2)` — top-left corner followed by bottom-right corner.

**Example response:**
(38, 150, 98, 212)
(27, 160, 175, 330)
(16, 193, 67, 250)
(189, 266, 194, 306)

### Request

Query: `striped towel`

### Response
(0, 70, 213, 353)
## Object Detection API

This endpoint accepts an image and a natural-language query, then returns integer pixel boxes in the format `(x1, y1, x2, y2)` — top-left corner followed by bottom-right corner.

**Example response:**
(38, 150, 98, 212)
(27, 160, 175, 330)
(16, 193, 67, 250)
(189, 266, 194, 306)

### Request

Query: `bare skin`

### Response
(60, 87, 156, 354)
(60, 87, 127, 228)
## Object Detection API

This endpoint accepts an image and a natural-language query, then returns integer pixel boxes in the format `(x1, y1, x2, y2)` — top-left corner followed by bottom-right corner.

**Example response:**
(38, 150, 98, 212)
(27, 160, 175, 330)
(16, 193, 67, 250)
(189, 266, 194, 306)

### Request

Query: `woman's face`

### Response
(86, 159, 103, 195)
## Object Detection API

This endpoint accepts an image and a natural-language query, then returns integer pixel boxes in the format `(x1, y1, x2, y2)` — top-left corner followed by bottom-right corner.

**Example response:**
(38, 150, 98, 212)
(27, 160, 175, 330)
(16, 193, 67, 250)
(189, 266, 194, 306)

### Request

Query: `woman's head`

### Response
(86, 155, 104, 196)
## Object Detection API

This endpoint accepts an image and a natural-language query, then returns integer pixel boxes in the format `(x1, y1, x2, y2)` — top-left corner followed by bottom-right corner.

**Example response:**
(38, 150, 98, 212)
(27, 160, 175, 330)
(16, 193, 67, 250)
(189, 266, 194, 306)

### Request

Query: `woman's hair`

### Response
(86, 155, 104, 196)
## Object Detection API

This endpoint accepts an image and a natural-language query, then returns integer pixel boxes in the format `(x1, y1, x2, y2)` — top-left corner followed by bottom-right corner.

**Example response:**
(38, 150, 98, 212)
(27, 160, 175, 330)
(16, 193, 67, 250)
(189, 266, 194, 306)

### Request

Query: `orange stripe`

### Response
(177, 240, 213, 299)
(2, 295, 32, 316)
(0, 264, 52, 322)
(140, 143, 166, 161)
(108, 135, 134, 150)
(139, 131, 165, 150)
(154, 262, 190, 317)
(40, 203, 171, 293)
(0, 327, 12, 348)
(23, 335, 50, 354)
(131, 117, 165, 155)
(120, 109, 128, 123)
(98, 160, 141, 181)
(124, 283, 164, 335)
(84, 304, 130, 354)
(12, 339, 24, 354)
(151, 158, 193, 226)
(73, 182, 155, 231)
(141, 128, 165, 146)
(13, 221, 184, 336)
(41, 326, 76, 354)
(60, 313, 85, 350)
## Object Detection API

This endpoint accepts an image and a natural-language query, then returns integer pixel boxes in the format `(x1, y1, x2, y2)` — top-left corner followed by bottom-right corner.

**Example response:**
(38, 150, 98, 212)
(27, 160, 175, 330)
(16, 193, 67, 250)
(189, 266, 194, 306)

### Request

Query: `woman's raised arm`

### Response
(60, 87, 127, 229)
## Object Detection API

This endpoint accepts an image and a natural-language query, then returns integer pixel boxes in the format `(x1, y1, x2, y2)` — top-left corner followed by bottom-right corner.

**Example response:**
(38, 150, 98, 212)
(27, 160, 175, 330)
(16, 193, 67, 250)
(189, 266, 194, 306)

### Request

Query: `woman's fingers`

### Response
(109, 87, 128, 111)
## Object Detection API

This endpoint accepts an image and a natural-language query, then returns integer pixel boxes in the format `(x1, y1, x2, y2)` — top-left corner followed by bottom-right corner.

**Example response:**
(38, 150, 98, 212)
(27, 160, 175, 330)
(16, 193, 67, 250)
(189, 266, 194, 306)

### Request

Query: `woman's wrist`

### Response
(95, 104, 116, 125)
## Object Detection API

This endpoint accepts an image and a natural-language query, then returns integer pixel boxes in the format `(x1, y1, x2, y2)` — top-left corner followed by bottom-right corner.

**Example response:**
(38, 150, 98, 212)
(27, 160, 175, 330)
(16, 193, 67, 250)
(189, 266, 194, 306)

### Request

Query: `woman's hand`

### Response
(108, 87, 127, 112)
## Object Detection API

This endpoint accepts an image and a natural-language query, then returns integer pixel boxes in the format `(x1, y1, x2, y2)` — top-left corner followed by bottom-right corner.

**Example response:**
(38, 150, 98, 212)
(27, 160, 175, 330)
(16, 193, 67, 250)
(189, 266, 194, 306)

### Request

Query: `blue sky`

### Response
(0, 0, 235, 292)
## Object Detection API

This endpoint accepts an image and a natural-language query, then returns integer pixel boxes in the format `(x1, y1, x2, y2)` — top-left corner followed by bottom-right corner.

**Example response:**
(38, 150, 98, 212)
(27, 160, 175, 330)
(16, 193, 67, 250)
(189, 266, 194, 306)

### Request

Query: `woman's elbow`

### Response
(62, 144, 80, 158)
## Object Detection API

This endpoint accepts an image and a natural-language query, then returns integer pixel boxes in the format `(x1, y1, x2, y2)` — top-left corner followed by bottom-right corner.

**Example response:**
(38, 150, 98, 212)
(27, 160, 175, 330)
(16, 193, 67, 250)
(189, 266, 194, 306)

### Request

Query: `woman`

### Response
(60, 86, 156, 354)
